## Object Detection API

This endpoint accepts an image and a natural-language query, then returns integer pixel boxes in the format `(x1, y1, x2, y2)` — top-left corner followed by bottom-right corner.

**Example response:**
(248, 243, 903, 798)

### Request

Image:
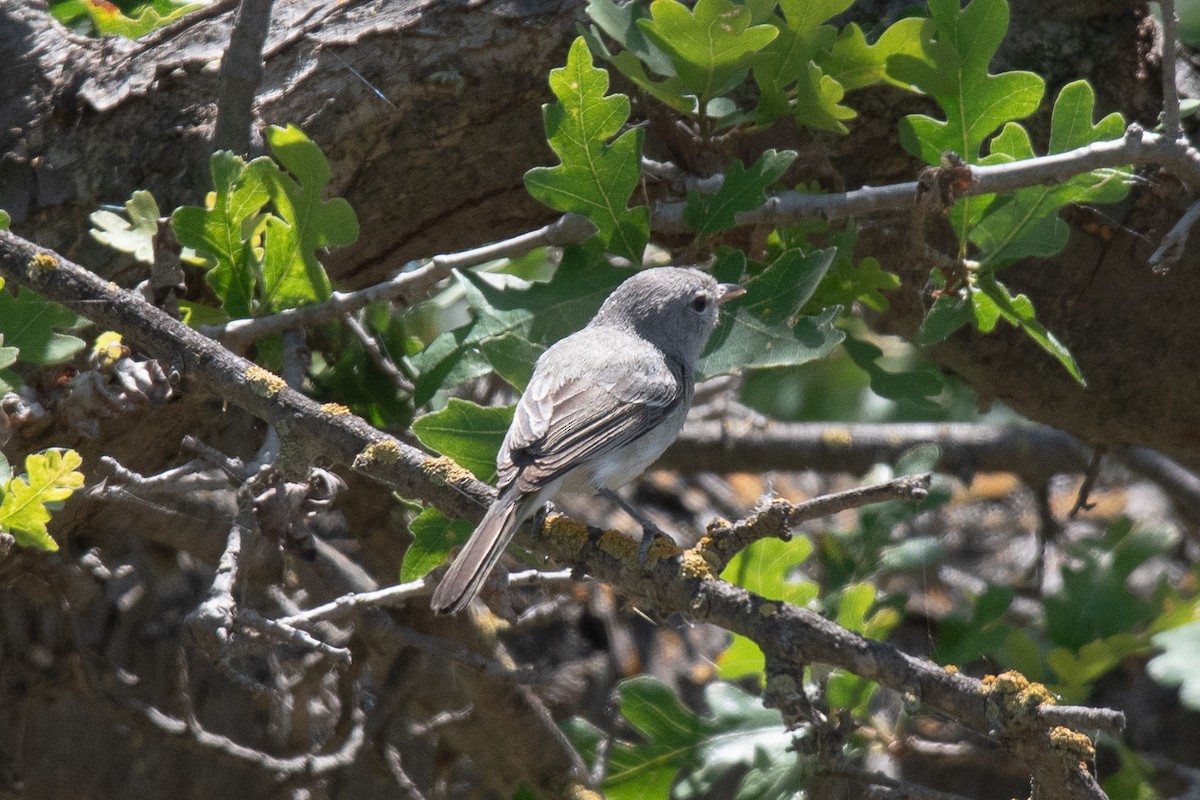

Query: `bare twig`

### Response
(1148, 196, 1200, 269)
(202, 213, 597, 348)
(342, 312, 415, 393)
(1068, 446, 1106, 519)
(212, 0, 276, 155)
(652, 125, 1200, 256)
(696, 474, 931, 574)
(275, 568, 574, 628)
(127, 696, 365, 776)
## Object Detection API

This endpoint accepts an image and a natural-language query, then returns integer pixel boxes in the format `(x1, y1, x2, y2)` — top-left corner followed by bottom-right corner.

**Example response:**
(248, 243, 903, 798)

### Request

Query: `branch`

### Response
(211, 0, 276, 155)
(201, 213, 597, 349)
(663, 420, 1093, 486)
(697, 474, 930, 575)
(651, 126, 1200, 254)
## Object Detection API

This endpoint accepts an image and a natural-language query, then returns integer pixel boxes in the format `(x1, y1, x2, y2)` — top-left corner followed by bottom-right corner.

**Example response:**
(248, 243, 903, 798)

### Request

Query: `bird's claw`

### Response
(638, 524, 668, 565)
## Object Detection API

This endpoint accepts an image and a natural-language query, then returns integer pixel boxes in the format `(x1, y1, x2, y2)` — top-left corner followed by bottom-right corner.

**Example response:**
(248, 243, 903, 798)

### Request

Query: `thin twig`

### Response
(695, 473, 931, 574)
(342, 312, 415, 393)
(1148, 196, 1200, 269)
(202, 213, 597, 348)
(275, 568, 574, 628)
(652, 125, 1200, 230)
(1068, 446, 1106, 518)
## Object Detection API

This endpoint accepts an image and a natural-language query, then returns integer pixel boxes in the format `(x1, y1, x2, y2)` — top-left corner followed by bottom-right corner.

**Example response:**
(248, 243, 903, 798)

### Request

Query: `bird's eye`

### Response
(691, 293, 709, 312)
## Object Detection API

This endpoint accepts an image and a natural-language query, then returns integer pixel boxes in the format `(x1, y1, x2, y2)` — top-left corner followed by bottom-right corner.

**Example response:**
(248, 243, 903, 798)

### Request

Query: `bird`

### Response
(430, 266, 744, 614)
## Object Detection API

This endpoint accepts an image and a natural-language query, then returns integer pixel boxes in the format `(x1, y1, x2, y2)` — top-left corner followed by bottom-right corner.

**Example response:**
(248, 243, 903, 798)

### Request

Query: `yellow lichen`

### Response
(353, 440, 403, 470)
(543, 513, 590, 551)
(678, 548, 712, 579)
(420, 454, 471, 485)
(820, 427, 852, 447)
(1049, 726, 1095, 763)
(984, 670, 1056, 717)
(944, 664, 960, 675)
(759, 602, 779, 617)
(320, 402, 351, 416)
(245, 365, 287, 397)
(31, 252, 57, 270)
(598, 529, 638, 560)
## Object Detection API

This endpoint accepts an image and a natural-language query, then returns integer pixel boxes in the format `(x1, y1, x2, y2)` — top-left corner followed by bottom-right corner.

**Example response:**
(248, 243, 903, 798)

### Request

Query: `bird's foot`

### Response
(638, 523, 671, 565)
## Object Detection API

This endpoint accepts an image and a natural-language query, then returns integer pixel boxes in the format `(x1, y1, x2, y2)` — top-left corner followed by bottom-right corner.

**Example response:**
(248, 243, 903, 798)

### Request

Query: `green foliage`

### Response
(892, 0, 1044, 164)
(718, 535, 819, 681)
(685, 150, 797, 236)
(401, 506, 475, 582)
(698, 249, 843, 378)
(172, 125, 357, 319)
(0, 449, 86, 551)
(524, 38, 649, 263)
(411, 398, 514, 483)
(90, 190, 160, 264)
(638, 0, 779, 104)
(891, 0, 1128, 382)
(565, 676, 806, 799)
(0, 283, 88, 373)
(0, 210, 10, 230)
(50, 0, 203, 38)
(1043, 518, 1176, 649)
(585, 0, 925, 134)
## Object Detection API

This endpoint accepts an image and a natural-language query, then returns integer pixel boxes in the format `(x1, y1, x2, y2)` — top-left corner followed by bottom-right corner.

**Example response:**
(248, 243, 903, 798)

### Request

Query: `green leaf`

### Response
(1148, 620, 1200, 711)
(717, 535, 818, 680)
(411, 398, 514, 483)
(892, 0, 1044, 164)
(969, 81, 1130, 267)
(89, 190, 160, 263)
(0, 449, 85, 551)
(581, 676, 802, 800)
(0, 334, 19, 392)
(172, 151, 272, 317)
(411, 258, 629, 404)
(828, 18, 931, 91)
(478, 332, 545, 391)
(974, 277, 1085, 384)
(408, 328, 493, 407)
(0, 286, 87, 365)
(0, 210, 9, 230)
(400, 506, 475, 582)
(638, 0, 778, 101)
(916, 293, 973, 345)
(586, 0, 675, 76)
(685, 149, 797, 235)
(933, 585, 1015, 666)
(841, 334, 943, 413)
(699, 248, 845, 378)
(83, 0, 203, 38)
(258, 124, 358, 310)
(1043, 519, 1177, 649)
(524, 38, 649, 262)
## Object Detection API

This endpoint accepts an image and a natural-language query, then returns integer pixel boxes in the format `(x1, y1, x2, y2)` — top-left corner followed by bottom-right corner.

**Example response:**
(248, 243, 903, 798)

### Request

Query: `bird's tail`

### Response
(430, 488, 526, 614)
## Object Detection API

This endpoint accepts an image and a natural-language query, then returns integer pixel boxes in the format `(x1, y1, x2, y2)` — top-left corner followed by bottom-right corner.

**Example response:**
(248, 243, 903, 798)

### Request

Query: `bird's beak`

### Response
(717, 283, 746, 305)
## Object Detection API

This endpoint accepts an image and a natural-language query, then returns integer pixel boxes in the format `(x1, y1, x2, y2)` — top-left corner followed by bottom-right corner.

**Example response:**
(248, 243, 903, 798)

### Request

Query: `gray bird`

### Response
(430, 266, 744, 614)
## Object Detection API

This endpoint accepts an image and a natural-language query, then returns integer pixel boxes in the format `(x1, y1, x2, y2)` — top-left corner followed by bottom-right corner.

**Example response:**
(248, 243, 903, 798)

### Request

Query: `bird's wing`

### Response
(496, 331, 685, 491)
